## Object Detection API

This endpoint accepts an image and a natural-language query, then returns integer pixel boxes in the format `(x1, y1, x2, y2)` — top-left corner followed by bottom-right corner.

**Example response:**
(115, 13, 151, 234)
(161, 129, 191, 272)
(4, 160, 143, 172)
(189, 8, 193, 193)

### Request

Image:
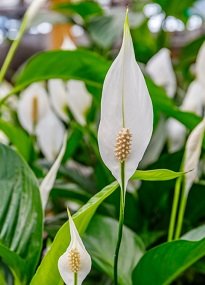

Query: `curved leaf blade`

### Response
(132, 169, 184, 181)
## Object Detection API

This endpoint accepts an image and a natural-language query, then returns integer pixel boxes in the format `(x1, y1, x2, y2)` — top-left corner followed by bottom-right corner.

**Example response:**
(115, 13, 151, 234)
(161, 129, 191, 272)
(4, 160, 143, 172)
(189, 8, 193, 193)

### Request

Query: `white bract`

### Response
(58, 211, 92, 285)
(36, 111, 65, 162)
(98, 13, 153, 189)
(183, 118, 205, 196)
(195, 41, 205, 86)
(17, 83, 50, 134)
(40, 133, 67, 210)
(48, 79, 69, 122)
(146, 48, 176, 98)
(66, 80, 92, 126)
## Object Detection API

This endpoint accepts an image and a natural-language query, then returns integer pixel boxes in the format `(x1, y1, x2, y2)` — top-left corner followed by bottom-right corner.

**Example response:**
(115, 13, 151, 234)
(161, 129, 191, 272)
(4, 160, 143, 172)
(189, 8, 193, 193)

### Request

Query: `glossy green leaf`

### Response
(30, 181, 118, 285)
(132, 169, 184, 181)
(84, 215, 144, 285)
(0, 119, 33, 162)
(0, 144, 43, 284)
(132, 238, 205, 285)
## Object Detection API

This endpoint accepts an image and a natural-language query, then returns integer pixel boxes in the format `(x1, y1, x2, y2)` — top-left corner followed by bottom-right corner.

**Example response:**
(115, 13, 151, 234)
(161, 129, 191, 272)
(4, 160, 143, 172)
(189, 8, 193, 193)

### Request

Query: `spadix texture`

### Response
(98, 15, 153, 188)
(58, 212, 91, 285)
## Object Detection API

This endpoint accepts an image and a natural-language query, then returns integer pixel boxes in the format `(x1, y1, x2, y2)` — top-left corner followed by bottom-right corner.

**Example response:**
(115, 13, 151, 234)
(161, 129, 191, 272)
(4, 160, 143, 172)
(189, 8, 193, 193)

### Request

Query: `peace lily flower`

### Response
(58, 210, 91, 285)
(40, 132, 67, 210)
(36, 110, 65, 162)
(146, 48, 176, 98)
(17, 82, 50, 134)
(183, 118, 205, 196)
(98, 12, 153, 190)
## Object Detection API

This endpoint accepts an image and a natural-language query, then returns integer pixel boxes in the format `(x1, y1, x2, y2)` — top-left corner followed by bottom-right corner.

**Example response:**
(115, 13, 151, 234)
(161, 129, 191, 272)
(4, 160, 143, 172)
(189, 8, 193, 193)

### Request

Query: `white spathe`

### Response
(146, 48, 176, 98)
(183, 118, 205, 196)
(40, 133, 67, 210)
(48, 79, 69, 122)
(36, 111, 65, 162)
(98, 15, 153, 189)
(195, 42, 205, 86)
(58, 212, 92, 285)
(17, 82, 50, 134)
(66, 80, 92, 126)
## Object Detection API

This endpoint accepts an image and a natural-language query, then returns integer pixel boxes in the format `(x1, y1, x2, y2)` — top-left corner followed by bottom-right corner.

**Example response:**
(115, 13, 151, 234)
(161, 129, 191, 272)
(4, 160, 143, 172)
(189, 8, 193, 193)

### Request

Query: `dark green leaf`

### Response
(0, 144, 43, 283)
(132, 238, 205, 285)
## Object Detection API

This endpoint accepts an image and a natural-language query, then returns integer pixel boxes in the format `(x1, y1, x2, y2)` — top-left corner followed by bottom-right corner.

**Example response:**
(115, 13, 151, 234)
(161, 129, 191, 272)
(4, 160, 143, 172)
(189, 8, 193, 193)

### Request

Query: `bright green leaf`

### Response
(132, 169, 184, 181)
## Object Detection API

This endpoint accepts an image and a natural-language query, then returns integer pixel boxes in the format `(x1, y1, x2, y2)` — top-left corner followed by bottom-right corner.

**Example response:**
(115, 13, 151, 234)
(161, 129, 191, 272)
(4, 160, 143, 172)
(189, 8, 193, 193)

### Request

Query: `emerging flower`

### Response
(17, 82, 50, 134)
(183, 118, 205, 196)
(98, 12, 153, 189)
(146, 48, 176, 98)
(58, 210, 91, 285)
(195, 41, 205, 86)
(36, 111, 65, 162)
(40, 132, 67, 210)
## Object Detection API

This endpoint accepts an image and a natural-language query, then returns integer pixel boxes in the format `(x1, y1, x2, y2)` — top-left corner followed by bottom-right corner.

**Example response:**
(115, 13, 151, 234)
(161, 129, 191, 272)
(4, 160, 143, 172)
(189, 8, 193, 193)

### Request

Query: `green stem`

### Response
(74, 272, 78, 285)
(174, 181, 187, 239)
(167, 176, 182, 241)
(0, 15, 28, 83)
(114, 163, 125, 285)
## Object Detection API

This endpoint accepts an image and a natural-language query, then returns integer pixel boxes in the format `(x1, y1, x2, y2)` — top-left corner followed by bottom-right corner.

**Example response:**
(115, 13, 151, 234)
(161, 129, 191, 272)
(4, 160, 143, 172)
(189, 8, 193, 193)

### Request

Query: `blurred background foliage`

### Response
(1, 0, 205, 284)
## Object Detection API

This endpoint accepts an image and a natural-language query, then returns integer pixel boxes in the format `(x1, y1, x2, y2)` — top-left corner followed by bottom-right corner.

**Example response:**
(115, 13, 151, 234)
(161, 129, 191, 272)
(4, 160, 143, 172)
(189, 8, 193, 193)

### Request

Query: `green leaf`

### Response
(54, 0, 103, 20)
(84, 215, 144, 285)
(132, 238, 205, 285)
(15, 50, 110, 90)
(0, 119, 33, 162)
(30, 181, 118, 285)
(0, 144, 43, 283)
(132, 169, 183, 181)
